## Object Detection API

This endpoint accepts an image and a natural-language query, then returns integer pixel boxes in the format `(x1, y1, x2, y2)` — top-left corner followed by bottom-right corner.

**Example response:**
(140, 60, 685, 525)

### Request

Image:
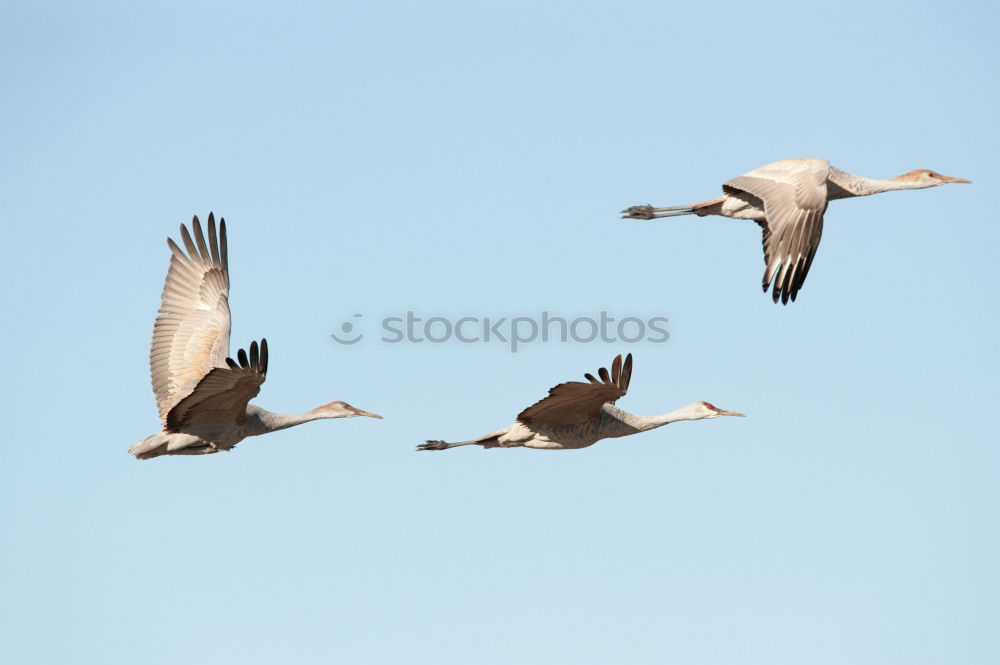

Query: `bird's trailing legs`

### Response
(418, 439, 481, 451)
(621, 204, 697, 220)
(418, 433, 505, 451)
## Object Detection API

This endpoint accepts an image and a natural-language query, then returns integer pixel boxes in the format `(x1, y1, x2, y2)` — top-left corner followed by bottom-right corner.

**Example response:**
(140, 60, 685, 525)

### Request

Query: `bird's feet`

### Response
(621, 204, 656, 220)
(417, 440, 449, 451)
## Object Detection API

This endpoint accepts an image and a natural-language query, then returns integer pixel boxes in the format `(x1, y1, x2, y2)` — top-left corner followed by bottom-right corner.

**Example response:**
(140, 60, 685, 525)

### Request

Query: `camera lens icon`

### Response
(331, 314, 364, 345)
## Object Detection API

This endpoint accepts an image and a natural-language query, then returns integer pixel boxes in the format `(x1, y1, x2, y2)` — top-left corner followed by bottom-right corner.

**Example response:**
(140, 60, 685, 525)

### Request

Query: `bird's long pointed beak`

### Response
(717, 409, 746, 417)
(940, 175, 971, 183)
(352, 408, 383, 419)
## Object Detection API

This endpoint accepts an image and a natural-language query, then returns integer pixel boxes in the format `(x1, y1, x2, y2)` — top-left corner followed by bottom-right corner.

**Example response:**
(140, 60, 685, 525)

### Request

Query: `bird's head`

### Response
(312, 400, 383, 419)
(691, 401, 746, 419)
(894, 169, 971, 187)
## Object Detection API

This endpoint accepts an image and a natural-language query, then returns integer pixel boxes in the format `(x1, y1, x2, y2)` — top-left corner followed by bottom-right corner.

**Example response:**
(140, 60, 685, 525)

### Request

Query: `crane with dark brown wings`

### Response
(419, 353, 743, 452)
(129, 214, 381, 460)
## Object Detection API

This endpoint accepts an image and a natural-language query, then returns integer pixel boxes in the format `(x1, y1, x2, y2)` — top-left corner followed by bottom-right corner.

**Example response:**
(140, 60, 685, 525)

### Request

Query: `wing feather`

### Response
(517, 353, 634, 427)
(619, 353, 633, 392)
(150, 214, 232, 423)
(166, 339, 268, 436)
(192, 219, 211, 263)
(724, 159, 829, 304)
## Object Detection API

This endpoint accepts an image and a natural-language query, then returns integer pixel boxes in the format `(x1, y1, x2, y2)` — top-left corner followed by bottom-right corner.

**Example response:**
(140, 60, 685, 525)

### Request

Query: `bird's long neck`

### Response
(618, 404, 707, 432)
(246, 405, 324, 434)
(828, 167, 930, 198)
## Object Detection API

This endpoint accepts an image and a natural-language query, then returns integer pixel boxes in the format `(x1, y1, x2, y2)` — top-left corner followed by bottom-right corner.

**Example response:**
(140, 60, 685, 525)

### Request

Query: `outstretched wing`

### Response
(724, 159, 829, 304)
(517, 353, 633, 427)
(166, 339, 268, 435)
(150, 214, 232, 423)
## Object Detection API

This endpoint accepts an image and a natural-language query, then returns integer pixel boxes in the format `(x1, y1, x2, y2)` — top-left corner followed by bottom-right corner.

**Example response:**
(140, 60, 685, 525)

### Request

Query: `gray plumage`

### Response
(418, 353, 744, 452)
(130, 214, 381, 460)
(622, 158, 971, 304)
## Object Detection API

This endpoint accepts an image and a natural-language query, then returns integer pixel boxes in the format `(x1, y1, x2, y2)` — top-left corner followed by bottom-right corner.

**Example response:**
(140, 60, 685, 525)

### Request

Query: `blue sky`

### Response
(2, 1, 997, 663)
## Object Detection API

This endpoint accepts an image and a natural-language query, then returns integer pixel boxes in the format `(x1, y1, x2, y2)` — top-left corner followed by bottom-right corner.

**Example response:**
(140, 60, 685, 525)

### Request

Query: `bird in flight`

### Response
(130, 214, 381, 460)
(622, 158, 970, 304)
(418, 353, 743, 452)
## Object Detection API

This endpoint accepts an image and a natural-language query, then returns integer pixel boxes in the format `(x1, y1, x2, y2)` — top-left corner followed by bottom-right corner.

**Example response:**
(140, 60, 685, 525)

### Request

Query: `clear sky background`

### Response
(2, 1, 997, 663)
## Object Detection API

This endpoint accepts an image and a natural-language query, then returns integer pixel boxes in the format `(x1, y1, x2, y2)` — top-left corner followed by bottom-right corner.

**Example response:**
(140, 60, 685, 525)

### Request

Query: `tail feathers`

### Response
(129, 432, 169, 459)
(129, 432, 212, 460)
